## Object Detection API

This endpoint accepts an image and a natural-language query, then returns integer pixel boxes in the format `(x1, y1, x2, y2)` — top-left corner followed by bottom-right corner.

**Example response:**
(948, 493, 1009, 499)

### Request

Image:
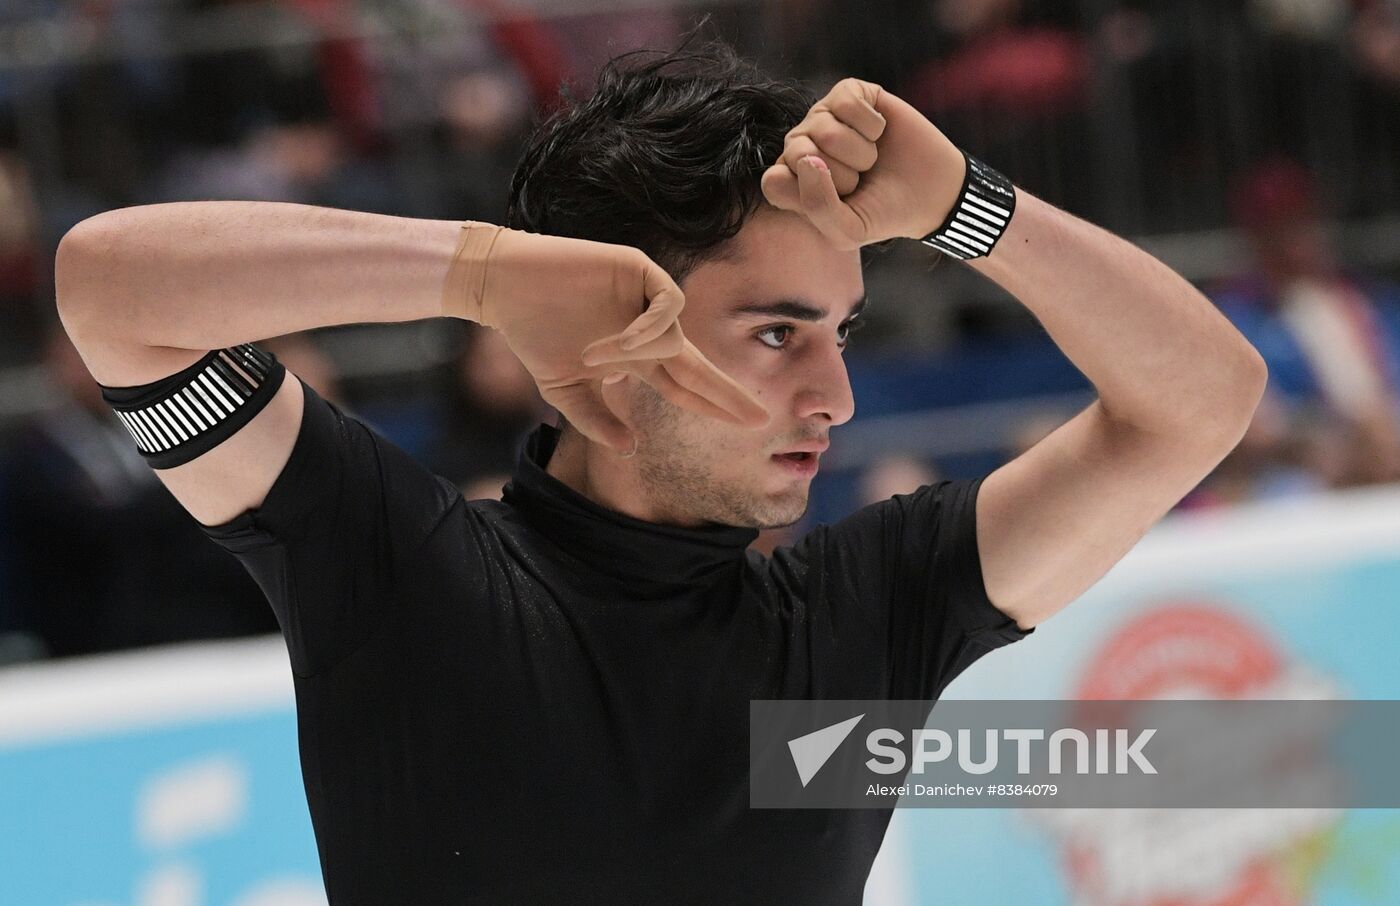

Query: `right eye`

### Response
(757, 326, 793, 349)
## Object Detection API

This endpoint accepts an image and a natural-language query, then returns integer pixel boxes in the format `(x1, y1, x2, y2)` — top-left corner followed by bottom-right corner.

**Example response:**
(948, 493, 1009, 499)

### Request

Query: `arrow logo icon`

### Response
(787, 714, 864, 787)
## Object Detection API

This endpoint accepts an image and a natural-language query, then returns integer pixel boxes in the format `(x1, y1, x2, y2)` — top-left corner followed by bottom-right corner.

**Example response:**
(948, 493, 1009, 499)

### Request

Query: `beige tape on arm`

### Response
(440, 222, 504, 323)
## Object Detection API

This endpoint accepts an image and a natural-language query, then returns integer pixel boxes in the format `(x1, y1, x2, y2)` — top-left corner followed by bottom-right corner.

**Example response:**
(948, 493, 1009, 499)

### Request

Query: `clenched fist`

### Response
(762, 78, 968, 249)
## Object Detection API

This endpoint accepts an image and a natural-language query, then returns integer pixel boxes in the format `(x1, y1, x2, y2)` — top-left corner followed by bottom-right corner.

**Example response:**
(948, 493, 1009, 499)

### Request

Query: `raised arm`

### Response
(763, 79, 1267, 630)
(55, 203, 465, 526)
(55, 202, 766, 526)
(964, 193, 1266, 627)
(56, 203, 460, 378)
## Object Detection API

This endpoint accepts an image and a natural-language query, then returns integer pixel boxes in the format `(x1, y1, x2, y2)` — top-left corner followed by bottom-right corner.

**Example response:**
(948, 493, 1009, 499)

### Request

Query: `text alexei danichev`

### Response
(865, 783, 1060, 797)
(868, 783, 985, 797)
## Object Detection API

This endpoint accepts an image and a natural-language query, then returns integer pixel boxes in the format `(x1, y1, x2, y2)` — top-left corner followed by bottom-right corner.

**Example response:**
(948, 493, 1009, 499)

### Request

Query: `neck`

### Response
(546, 425, 701, 527)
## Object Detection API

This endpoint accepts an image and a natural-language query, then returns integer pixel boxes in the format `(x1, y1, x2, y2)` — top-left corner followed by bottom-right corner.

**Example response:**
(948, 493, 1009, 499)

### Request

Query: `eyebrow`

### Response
(730, 296, 867, 322)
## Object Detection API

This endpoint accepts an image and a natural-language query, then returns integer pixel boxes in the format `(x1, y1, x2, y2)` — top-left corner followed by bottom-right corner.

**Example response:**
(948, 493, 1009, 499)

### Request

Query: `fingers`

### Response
(764, 156, 869, 246)
(659, 339, 770, 428)
(820, 78, 886, 142)
(618, 260, 686, 351)
(540, 382, 634, 454)
(629, 362, 745, 425)
(762, 162, 801, 212)
(781, 133, 859, 196)
(766, 78, 886, 220)
(794, 156, 868, 249)
(581, 320, 684, 367)
(800, 111, 878, 173)
(582, 331, 769, 428)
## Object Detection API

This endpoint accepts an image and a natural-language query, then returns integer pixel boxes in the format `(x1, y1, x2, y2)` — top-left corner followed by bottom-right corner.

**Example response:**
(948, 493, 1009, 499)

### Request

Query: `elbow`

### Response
(53, 226, 89, 333)
(1241, 342, 1270, 407)
(1128, 339, 1268, 451)
(1198, 341, 1269, 450)
(1227, 341, 1269, 433)
(54, 211, 123, 330)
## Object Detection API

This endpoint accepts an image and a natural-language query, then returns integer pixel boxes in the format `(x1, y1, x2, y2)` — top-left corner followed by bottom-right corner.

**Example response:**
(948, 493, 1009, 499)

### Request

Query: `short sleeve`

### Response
(778, 477, 1032, 701)
(199, 377, 460, 676)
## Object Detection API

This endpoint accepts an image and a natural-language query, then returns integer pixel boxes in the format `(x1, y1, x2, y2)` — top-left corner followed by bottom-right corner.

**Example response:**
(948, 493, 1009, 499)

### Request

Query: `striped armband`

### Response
(98, 344, 286, 470)
(919, 151, 1016, 260)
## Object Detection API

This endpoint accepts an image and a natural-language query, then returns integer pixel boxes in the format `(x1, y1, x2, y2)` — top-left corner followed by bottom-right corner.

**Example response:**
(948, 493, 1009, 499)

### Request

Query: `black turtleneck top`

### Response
(202, 378, 1032, 905)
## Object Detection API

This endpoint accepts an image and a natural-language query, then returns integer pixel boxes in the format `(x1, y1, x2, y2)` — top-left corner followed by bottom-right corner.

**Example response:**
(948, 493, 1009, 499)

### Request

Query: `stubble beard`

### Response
(631, 385, 809, 530)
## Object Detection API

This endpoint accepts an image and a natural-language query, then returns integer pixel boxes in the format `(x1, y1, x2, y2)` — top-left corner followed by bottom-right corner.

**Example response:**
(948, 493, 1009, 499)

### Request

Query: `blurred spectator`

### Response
(370, 0, 561, 133)
(1211, 157, 1400, 491)
(0, 150, 41, 356)
(907, 0, 1090, 117)
(767, 0, 933, 91)
(1350, 0, 1400, 214)
(0, 324, 277, 659)
(551, 8, 684, 85)
(1353, 0, 1400, 88)
(1182, 393, 1331, 507)
(155, 1, 332, 149)
(415, 68, 531, 223)
(901, 0, 1091, 212)
(424, 324, 550, 499)
(149, 118, 402, 214)
(1100, 0, 1249, 231)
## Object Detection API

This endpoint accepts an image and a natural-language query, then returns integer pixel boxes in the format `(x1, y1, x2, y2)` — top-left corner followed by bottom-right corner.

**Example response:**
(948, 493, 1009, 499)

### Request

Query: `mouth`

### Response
(771, 450, 821, 479)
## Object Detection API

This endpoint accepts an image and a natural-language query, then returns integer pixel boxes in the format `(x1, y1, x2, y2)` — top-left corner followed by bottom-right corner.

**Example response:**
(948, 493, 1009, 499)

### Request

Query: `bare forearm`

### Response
(56, 202, 464, 354)
(971, 193, 1267, 438)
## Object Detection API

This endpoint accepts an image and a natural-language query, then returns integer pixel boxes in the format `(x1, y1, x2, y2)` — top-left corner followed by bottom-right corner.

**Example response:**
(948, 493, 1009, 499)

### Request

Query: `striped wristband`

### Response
(99, 344, 286, 470)
(919, 152, 1016, 260)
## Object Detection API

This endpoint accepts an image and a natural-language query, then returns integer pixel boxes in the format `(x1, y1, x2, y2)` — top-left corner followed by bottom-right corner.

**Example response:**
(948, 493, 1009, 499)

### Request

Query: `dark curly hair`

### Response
(507, 40, 813, 282)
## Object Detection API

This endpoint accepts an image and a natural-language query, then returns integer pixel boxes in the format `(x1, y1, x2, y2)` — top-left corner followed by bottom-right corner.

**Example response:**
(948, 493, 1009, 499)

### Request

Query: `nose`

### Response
(792, 343, 856, 426)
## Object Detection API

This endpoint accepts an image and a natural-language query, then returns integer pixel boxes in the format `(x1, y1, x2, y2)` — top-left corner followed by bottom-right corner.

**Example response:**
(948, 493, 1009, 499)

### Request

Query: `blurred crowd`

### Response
(2, 0, 1400, 662)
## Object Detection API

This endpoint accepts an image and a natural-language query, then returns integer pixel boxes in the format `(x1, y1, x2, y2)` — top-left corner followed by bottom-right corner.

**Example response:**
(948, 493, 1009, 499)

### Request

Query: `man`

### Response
(55, 43, 1265, 905)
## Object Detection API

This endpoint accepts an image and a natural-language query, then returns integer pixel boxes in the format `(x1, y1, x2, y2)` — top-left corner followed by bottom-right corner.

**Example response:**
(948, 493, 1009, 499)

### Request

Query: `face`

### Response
(1251, 219, 1332, 283)
(626, 208, 863, 529)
